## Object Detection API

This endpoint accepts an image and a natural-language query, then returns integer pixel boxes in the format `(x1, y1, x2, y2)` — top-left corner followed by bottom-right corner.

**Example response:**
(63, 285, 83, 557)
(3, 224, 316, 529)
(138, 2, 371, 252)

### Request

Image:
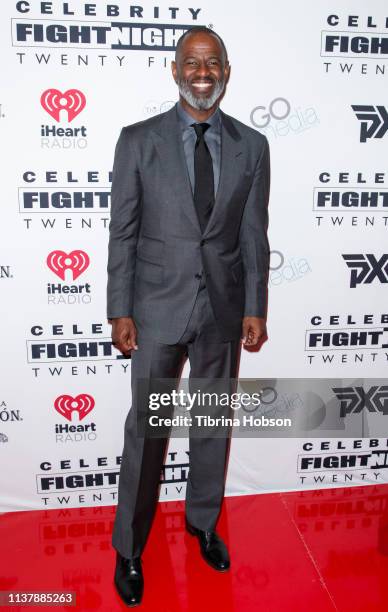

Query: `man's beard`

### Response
(176, 76, 225, 111)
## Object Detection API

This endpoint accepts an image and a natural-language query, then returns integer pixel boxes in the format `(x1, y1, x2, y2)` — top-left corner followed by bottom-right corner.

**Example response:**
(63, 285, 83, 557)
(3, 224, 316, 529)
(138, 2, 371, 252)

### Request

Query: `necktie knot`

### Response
(192, 122, 210, 140)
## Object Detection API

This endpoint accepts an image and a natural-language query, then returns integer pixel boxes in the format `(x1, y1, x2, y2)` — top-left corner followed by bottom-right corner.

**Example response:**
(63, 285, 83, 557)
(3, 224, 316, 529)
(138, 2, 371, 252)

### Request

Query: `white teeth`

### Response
(192, 83, 212, 88)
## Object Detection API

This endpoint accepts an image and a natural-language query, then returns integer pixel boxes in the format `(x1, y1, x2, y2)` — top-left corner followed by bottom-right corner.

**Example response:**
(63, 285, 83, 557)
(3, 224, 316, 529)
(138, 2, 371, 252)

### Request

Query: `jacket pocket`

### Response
(135, 255, 163, 284)
(137, 234, 165, 264)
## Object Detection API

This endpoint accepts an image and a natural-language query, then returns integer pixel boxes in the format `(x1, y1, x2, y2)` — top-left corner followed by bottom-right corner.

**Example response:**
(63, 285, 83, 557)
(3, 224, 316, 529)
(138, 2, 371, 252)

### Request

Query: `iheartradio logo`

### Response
(47, 250, 89, 281)
(54, 394, 95, 422)
(41, 89, 86, 122)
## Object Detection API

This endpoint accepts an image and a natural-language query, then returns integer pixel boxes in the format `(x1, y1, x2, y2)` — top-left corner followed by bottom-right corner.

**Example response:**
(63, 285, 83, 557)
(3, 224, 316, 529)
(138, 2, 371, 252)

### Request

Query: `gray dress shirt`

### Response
(176, 100, 221, 197)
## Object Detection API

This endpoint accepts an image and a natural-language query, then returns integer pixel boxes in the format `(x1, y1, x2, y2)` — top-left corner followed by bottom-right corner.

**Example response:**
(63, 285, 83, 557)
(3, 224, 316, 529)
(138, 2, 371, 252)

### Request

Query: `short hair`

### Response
(175, 26, 228, 64)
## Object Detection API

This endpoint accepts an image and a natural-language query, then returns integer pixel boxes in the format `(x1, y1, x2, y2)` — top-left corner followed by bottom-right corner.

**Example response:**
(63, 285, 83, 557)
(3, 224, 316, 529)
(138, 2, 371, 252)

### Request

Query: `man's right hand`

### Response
(110, 317, 138, 355)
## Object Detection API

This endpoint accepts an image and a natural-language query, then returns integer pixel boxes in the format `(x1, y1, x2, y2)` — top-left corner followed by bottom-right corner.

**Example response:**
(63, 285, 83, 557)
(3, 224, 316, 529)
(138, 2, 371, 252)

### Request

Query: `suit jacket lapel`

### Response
(204, 110, 243, 237)
(151, 106, 202, 235)
(151, 105, 244, 237)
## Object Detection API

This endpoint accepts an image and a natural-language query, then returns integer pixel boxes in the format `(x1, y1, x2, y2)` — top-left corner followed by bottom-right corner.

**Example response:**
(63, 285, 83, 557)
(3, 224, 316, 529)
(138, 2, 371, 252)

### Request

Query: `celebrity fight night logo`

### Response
(297, 438, 388, 487)
(26, 320, 129, 379)
(12, 3, 205, 69)
(321, 13, 388, 76)
(40, 88, 87, 148)
(54, 393, 97, 444)
(46, 249, 92, 304)
(305, 313, 388, 366)
(19, 168, 112, 231)
(35, 449, 188, 506)
(313, 169, 388, 229)
(36, 454, 121, 506)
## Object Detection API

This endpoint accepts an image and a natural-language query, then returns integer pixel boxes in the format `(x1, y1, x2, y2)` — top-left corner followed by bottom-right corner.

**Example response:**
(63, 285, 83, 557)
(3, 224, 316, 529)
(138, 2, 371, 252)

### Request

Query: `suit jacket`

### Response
(106, 103, 270, 343)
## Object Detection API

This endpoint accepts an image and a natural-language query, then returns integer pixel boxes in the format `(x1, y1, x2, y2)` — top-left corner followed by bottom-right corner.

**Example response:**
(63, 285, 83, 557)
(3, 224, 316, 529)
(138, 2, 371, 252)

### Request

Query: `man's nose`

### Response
(195, 62, 211, 78)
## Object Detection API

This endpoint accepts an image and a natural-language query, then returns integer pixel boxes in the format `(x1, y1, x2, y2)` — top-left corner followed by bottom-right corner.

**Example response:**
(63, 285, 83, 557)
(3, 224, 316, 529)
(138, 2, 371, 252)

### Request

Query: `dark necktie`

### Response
(192, 122, 214, 233)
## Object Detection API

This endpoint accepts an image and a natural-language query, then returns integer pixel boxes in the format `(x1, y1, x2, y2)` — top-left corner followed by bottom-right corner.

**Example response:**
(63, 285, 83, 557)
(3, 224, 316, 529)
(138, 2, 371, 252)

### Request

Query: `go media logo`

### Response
(250, 97, 319, 138)
(46, 250, 92, 305)
(40, 88, 87, 149)
(54, 393, 97, 443)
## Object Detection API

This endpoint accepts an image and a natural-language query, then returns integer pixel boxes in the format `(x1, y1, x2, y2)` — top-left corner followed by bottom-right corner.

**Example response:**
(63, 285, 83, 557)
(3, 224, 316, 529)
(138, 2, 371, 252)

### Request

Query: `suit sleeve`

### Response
(239, 135, 270, 318)
(106, 127, 142, 319)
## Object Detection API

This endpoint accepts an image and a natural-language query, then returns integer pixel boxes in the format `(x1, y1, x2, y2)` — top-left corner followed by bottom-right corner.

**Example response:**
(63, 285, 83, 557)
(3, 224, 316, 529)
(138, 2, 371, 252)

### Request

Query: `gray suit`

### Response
(107, 103, 270, 559)
(107, 104, 270, 341)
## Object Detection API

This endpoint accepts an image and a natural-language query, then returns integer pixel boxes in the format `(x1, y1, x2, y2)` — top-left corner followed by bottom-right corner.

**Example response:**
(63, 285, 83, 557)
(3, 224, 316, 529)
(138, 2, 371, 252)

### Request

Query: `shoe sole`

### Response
(185, 526, 231, 572)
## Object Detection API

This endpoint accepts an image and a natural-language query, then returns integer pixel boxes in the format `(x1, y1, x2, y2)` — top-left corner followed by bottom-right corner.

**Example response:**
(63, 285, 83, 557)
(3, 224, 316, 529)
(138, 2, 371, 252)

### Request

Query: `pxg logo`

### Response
(351, 105, 388, 143)
(41, 89, 86, 123)
(342, 254, 388, 288)
(333, 386, 388, 418)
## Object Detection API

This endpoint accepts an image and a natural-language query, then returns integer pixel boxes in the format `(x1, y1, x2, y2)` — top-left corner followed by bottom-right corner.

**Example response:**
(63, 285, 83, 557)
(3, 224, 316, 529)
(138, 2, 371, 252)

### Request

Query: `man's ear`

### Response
(224, 61, 231, 84)
(171, 60, 177, 82)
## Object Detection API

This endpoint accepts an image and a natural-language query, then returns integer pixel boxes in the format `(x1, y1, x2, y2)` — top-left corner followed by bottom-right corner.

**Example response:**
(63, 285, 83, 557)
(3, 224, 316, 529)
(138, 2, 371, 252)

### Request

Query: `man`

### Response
(107, 26, 270, 606)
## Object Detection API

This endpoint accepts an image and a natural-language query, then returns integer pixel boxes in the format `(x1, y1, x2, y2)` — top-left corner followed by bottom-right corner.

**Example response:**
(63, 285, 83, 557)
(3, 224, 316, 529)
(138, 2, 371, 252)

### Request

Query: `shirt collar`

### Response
(176, 100, 221, 132)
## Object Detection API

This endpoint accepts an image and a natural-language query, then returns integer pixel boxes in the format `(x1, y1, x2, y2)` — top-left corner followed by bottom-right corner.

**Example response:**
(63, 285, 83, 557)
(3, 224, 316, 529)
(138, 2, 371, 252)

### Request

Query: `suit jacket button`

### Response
(200, 239, 205, 246)
(195, 273, 202, 279)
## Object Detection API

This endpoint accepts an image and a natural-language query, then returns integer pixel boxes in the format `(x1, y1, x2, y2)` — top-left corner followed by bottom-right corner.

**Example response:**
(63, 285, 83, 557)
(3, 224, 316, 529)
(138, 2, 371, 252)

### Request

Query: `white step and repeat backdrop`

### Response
(1, 0, 387, 512)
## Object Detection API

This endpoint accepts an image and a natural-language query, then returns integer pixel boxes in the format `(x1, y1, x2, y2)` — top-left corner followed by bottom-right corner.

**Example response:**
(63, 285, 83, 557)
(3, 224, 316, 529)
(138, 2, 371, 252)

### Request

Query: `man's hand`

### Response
(110, 317, 138, 355)
(242, 316, 267, 350)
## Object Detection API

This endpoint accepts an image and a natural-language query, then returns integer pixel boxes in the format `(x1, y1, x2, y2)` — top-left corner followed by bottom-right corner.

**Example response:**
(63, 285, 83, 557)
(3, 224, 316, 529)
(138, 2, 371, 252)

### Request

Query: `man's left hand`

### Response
(242, 317, 267, 350)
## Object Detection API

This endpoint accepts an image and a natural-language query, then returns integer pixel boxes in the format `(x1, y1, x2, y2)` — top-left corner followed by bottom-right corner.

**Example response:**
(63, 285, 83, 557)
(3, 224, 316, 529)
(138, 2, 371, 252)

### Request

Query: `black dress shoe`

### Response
(114, 552, 144, 607)
(186, 519, 230, 571)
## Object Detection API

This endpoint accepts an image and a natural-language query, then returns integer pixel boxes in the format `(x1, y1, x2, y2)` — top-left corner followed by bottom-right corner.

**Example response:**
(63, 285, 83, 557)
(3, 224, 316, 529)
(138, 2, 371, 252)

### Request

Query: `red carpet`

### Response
(1, 484, 388, 611)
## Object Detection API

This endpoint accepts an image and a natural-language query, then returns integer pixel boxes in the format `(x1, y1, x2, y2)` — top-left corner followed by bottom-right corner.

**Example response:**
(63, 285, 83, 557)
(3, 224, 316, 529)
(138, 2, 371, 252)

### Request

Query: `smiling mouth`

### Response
(191, 81, 214, 91)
